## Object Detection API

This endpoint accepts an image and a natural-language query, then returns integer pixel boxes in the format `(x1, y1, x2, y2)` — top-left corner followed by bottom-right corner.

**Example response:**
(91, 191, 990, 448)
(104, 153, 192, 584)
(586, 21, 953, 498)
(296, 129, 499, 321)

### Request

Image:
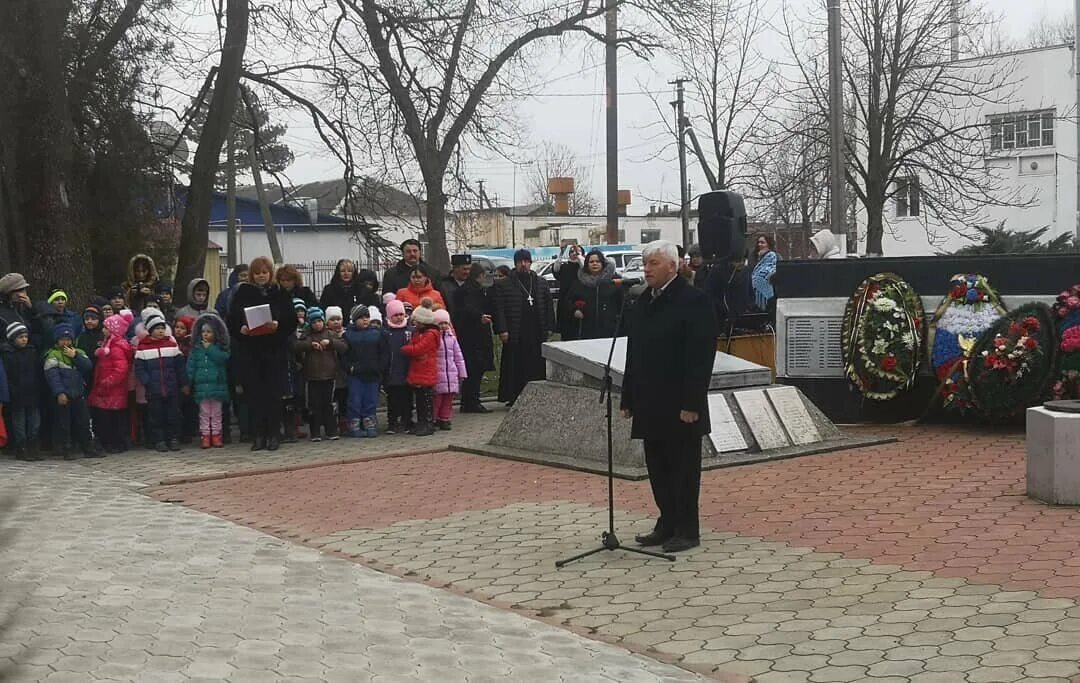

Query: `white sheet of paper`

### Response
(244, 304, 272, 329)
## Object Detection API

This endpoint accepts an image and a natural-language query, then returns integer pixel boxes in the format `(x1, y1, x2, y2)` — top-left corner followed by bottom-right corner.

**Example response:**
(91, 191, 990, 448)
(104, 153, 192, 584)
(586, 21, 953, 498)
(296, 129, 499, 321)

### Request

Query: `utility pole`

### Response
(827, 0, 847, 247)
(511, 165, 517, 248)
(670, 77, 690, 247)
(604, 0, 619, 245)
(1075, 0, 1080, 240)
(477, 179, 486, 210)
(225, 125, 237, 268)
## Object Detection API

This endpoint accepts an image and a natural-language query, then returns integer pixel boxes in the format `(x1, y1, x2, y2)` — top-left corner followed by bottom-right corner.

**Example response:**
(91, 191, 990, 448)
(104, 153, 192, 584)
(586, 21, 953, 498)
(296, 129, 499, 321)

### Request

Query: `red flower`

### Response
(573, 300, 586, 310)
(977, 291, 985, 301)
(1024, 337, 1038, 350)
(1008, 322, 1024, 337)
(881, 355, 898, 372)
(951, 285, 966, 299)
(1022, 316, 1040, 333)
(913, 317, 922, 329)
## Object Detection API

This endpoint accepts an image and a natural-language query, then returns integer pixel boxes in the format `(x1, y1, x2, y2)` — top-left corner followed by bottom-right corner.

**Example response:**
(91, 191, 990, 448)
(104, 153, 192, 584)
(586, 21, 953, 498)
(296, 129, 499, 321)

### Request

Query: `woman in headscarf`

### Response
(561, 249, 624, 340)
(227, 256, 298, 451)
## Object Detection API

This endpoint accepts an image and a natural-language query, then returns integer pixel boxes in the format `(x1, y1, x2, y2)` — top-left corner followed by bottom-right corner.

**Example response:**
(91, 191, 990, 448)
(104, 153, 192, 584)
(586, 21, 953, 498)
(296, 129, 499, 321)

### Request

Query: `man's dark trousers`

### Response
(643, 428, 702, 541)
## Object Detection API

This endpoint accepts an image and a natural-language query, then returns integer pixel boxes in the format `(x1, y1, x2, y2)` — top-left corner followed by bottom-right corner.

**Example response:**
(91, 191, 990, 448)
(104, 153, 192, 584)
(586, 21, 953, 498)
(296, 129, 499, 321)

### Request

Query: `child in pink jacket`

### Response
(88, 311, 135, 453)
(432, 309, 467, 431)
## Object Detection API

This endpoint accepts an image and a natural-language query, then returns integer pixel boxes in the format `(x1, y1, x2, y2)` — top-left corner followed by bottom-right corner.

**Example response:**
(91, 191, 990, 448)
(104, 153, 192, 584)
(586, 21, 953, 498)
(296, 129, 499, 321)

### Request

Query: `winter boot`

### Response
(201, 435, 212, 449)
(347, 418, 364, 438)
(266, 434, 280, 451)
(436, 420, 451, 431)
(362, 416, 377, 438)
(155, 442, 169, 453)
(212, 434, 224, 448)
(168, 439, 181, 452)
(411, 392, 435, 437)
(294, 413, 307, 440)
(281, 414, 298, 444)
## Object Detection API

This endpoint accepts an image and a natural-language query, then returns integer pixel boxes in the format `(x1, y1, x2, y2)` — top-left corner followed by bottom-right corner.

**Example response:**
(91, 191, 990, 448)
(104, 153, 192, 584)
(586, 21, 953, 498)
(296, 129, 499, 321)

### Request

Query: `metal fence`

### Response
(219, 259, 362, 295)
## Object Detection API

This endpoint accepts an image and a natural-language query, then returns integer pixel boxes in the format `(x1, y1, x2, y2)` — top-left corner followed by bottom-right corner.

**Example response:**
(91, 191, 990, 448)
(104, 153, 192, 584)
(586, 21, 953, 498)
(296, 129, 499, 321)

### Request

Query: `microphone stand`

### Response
(556, 284, 676, 568)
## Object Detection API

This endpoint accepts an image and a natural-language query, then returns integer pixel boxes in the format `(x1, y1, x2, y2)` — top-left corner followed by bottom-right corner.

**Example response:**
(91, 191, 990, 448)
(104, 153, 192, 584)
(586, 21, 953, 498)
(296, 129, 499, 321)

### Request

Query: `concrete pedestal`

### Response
(1026, 406, 1080, 505)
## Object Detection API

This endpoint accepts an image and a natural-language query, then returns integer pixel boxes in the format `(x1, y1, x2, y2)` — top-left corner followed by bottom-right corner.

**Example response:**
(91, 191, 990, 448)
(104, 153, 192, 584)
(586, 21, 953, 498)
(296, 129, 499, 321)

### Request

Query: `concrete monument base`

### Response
(457, 339, 893, 479)
(1026, 406, 1080, 505)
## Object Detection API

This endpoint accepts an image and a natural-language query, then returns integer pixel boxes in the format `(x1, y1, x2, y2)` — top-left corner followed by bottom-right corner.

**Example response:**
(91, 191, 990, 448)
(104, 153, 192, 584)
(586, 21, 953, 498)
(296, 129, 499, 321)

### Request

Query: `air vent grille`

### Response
(786, 317, 844, 376)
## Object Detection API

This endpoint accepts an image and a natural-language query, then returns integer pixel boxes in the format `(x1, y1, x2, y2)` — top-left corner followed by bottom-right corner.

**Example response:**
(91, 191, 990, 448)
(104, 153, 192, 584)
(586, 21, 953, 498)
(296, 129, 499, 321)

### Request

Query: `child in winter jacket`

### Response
(343, 305, 387, 438)
(77, 305, 105, 361)
(44, 323, 97, 459)
(187, 313, 230, 448)
(382, 300, 414, 434)
(324, 306, 348, 434)
(174, 315, 197, 443)
(294, 307, 346, 441)
(400, 306, 441, 437)
(88, 311, 135, 453)
(432, 309, 467, 431)
(134, 310, 188, 452)
(2, 321, 42, 460)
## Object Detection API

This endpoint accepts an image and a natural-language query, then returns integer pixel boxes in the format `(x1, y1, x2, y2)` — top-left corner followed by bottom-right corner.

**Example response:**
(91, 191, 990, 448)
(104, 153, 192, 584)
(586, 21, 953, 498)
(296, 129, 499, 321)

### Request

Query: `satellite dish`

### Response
(149, 120, 190, 167)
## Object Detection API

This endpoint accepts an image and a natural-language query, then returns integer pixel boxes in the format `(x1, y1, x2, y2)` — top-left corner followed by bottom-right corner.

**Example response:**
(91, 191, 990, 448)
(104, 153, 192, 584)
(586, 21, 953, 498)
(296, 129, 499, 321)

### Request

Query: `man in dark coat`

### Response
(492, 249, 553, 406)
(440, 254, 472, 316)
(452, 262, 495, 413)
(621, 240, 718, 553)
(381, 239, 438, 298)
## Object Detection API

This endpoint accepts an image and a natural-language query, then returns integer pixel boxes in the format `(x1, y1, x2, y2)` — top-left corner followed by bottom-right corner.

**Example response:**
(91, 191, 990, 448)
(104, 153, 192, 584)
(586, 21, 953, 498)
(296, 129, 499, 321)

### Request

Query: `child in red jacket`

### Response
(400, 306, 441, 436)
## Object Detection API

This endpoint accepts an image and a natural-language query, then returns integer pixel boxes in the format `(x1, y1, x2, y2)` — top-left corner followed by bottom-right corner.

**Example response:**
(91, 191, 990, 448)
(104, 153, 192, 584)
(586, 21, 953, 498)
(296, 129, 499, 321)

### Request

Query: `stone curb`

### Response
(153, 446, 451, 486)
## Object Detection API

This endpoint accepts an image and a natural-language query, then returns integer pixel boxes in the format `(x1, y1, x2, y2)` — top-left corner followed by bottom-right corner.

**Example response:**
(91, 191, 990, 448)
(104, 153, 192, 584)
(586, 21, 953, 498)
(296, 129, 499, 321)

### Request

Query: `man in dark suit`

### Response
(621, 240, 718, 553)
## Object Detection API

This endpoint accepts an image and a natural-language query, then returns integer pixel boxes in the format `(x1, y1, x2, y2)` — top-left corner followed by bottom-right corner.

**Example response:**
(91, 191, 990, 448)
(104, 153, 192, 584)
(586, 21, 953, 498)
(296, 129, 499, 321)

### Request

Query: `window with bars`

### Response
(895, 176, 920, 218)
(988, 110, 1055, 152)
(640, 229, 661, 243)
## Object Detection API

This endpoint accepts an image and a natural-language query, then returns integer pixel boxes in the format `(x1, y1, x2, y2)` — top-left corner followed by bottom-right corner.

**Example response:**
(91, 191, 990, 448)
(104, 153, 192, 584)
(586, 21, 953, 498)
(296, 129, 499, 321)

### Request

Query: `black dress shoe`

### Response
(266, 436, 280, 451)
(634, 529, 674, 547)
(662, 536, 700, 553)
(250, 437, 266, 451)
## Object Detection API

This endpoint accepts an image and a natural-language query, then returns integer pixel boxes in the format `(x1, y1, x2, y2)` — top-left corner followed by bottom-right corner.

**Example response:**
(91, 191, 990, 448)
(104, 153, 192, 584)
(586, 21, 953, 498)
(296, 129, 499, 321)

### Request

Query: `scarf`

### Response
(751, 251, 779, 310)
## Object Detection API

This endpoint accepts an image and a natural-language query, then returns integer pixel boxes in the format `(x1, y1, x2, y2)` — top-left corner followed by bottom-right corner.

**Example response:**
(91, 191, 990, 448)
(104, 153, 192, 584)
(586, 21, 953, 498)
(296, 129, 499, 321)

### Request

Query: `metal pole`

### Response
(225, 127, 237, 268)
(827, 0, 846, 243)
(605, 0, 619, 245)
(511, 165, 517, 248)
(1075, 0, 1080, 241)
(671, 78, 690, 247)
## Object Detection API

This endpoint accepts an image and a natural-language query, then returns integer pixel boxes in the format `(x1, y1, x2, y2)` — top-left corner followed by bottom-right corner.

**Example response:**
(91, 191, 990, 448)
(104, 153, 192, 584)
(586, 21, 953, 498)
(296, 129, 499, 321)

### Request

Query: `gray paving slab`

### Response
(0, 462, 707, 682)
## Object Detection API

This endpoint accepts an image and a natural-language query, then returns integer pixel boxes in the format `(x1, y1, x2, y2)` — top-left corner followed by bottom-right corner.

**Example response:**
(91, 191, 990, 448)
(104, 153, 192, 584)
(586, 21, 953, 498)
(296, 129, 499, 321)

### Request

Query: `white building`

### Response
(863, 43, 1077, 256)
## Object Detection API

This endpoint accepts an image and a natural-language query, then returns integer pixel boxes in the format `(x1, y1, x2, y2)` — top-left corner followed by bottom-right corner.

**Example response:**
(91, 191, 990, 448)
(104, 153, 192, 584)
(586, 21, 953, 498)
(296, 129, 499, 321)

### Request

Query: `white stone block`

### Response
(1026, 406, 1080, 505)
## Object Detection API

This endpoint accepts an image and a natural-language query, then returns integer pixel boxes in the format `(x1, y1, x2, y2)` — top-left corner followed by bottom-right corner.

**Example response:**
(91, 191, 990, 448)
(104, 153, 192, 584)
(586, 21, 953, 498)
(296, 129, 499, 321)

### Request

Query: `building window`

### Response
(640, 229, 661, 243)
(895, 177, 920, 218)
(688, 230, 696, 244)
(988, 110, 1054, 152)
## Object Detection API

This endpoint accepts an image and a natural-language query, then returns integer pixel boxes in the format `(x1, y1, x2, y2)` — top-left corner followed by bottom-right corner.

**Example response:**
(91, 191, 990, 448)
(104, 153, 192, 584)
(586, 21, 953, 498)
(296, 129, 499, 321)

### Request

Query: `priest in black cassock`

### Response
(492, 249, 553, 406)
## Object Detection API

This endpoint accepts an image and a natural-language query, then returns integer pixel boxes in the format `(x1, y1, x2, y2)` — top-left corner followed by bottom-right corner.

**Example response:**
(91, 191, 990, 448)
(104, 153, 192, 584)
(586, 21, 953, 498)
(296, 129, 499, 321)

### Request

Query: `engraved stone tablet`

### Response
(766, 386, 821, 446)
(707, 393, 748, 453)
(734, 390, 791, 451)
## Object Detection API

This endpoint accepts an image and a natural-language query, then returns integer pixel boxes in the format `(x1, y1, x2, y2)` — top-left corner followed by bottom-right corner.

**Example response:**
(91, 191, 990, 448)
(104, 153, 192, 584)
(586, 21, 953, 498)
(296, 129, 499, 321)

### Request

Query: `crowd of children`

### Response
(0, 253, 472, 461)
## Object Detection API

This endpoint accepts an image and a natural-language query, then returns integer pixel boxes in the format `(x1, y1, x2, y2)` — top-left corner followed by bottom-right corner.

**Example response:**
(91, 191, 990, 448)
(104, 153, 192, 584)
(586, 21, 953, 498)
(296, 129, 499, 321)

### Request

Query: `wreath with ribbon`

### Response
(928, 274, 1006, 414)
(842, 273, 925, 400)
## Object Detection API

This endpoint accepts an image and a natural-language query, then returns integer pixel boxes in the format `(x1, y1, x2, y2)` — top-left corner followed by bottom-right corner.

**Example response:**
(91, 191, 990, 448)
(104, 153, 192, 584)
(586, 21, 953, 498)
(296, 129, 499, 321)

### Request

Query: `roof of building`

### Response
(236, 177, 425, 218)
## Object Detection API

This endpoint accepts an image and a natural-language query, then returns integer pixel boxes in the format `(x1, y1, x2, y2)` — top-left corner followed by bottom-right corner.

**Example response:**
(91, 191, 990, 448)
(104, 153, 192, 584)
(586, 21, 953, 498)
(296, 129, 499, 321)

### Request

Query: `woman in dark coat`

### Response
(319, 259, 365, 313)
(227, 256, 298, 451)
(561, 249, 624, 340)
(552, 244, 584, 340)
(355, 269, 382, 309)
(452, 263, 495, 413)
(276, 264, 317, 308)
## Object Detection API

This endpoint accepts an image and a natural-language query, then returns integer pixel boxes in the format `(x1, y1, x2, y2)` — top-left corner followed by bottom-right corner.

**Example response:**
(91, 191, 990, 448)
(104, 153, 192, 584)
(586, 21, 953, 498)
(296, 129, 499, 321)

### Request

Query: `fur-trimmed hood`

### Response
(127, 253, 159, 284)
(192, 311, 230, 350)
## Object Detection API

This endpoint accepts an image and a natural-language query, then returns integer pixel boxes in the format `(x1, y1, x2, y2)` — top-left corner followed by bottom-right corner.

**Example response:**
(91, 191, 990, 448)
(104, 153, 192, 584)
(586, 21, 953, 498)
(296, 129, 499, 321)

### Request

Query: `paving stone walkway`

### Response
(150, 427, 1080, 682)
(0, 462, 708, 682)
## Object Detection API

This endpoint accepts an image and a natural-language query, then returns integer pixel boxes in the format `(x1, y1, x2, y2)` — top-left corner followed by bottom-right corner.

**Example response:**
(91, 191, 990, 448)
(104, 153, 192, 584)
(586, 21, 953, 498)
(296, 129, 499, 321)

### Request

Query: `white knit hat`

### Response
(325, 306, 343, 320)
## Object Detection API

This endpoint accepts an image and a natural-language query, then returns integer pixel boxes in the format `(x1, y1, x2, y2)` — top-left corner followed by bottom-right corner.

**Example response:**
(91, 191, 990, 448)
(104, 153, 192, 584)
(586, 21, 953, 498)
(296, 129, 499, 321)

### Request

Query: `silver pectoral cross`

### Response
(527, 295, 534, 306)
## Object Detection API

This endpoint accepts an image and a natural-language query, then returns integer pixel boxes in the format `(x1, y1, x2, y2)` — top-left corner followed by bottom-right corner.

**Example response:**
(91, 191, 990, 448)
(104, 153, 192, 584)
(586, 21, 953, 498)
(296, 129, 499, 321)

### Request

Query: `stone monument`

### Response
(1026, 402, 1080, 505)
(458, 339, 891, 479)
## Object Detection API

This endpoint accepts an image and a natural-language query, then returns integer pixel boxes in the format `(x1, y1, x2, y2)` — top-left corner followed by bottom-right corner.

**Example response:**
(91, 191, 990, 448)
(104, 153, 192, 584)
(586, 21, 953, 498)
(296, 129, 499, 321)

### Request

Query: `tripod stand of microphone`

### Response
(555, 278, 676, 568)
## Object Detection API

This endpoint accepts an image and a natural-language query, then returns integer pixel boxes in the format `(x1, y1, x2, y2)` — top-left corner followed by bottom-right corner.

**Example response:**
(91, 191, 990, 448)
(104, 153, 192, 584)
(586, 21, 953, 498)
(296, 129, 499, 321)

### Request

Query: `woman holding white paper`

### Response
(226, 256, 298, 451)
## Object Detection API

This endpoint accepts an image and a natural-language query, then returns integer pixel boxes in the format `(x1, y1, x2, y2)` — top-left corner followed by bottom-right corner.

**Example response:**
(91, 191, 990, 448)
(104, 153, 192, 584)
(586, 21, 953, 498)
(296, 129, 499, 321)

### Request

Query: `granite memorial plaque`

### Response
(766, 385, 821, 446)
(707, 393, 748, 453)
(734, 390, 791, 451)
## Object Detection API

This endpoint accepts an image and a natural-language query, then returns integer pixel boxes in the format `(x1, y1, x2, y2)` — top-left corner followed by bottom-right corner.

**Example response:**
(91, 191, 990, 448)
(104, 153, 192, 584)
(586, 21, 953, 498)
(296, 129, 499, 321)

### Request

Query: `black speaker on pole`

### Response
(697, 190, 748, 261)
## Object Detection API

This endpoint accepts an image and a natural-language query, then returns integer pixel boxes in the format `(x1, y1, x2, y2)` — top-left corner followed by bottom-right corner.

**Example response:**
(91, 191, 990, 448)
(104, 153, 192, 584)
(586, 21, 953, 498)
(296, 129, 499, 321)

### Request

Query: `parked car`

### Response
(621, 256, 644, 280)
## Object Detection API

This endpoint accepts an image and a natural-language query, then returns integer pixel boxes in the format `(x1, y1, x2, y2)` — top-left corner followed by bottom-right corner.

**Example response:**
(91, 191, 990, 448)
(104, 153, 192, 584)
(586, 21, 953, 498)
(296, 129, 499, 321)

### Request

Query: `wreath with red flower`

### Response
(841, 273, 925, 401)
(1050, 284, 1080, 400)
(966, 303, 1057, 419)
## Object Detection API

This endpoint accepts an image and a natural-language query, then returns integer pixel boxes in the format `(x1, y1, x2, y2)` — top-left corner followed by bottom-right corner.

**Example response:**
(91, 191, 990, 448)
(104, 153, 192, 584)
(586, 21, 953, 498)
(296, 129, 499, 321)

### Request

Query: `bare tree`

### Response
(781, 0, 1030, 255)
(653, 0, 771, 191)
(322, 0, 694, 275)
(1025, 13, 1074, 48)
(525, 142, 600, 215)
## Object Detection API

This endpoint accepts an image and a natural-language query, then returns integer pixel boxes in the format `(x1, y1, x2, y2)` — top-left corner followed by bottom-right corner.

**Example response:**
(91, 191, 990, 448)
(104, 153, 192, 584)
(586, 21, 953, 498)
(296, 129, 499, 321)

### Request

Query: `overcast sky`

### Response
(265, 0, 1074, 216)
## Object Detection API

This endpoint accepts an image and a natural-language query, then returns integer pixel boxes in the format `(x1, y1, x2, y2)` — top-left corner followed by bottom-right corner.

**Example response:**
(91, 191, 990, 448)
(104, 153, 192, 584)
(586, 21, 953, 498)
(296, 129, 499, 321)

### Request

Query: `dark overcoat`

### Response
(620, 275, 718, 441)
(490, 271, 553, 344)
(226, 282, 298, 394)
(452, 280, 495, 373)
